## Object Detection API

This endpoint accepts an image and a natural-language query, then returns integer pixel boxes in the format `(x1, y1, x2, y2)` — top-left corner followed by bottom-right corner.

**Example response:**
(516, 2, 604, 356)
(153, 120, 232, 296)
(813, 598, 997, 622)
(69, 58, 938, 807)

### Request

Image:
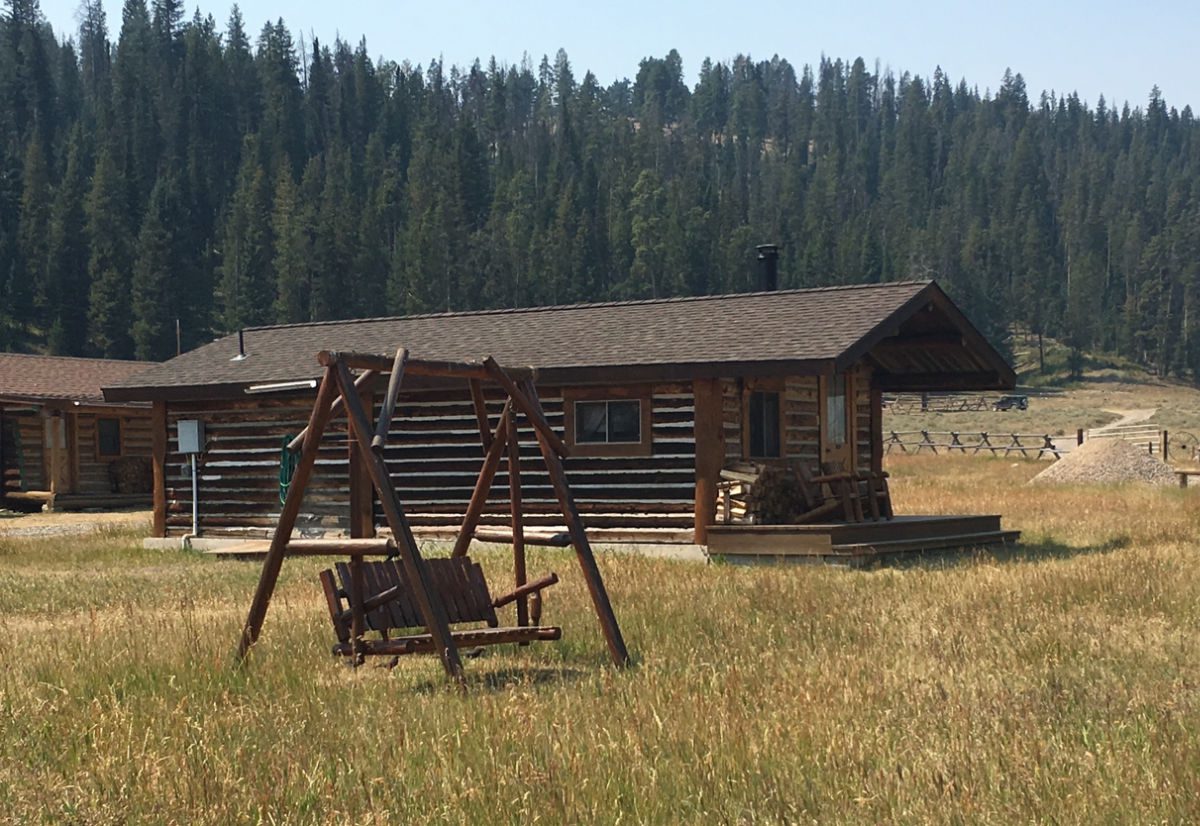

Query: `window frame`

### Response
(741, 379, 785, 461)
(96, 416, 123, 460)
(563, 387, 654, 457)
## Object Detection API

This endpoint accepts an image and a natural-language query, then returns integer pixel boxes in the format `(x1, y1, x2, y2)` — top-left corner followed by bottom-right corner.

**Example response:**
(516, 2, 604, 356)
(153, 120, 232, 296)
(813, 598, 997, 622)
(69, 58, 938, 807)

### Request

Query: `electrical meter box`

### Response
(178, 420, 205, 454)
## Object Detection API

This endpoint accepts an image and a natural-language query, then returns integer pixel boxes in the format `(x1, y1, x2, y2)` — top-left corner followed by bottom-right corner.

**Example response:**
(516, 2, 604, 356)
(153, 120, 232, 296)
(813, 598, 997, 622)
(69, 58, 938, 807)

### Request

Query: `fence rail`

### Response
(885, 430, 1063, 459)
(1082, 424, 1165, 455)
(883, 394, 995, 414)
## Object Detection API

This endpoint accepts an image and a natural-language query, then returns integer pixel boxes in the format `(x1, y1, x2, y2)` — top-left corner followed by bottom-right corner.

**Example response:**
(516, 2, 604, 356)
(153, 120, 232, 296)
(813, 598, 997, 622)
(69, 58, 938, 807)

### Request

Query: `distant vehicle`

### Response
(992, 394, 1028, 411)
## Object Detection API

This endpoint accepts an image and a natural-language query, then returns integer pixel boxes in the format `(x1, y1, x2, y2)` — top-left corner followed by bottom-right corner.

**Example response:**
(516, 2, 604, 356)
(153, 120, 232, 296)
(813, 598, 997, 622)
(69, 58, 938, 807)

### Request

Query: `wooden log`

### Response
(483, 358, 570, 458)
(450, 400, 511, 557)
(492, 573, 559, 609)
(284, 538, 395, 556)
(521, 377, 630, 668)
(287, 369, 377, 454)
(333, 360, 465, 684)
(506, 404, 529, 630)
(349, 383, 376, 539)
(238, 366, 339, 660)
(693, 378, 723, 545)
(472, 529, 571, 547)
(468, 378, 493, 452)
(331, 625, 562, 657)
(152, 400, 167, 537)
(371, 347, 409, 454)
(317, 350, 534, 382)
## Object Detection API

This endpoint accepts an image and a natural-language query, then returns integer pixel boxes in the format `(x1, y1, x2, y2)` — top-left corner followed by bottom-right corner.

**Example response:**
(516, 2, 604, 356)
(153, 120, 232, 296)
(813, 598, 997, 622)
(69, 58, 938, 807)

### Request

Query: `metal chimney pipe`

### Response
(756, 244, 779, 291)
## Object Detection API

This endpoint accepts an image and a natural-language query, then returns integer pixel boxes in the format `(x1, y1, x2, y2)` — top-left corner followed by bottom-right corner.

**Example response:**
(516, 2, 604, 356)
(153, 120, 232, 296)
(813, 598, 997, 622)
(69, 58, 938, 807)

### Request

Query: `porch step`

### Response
(830, 529, 1021, 556)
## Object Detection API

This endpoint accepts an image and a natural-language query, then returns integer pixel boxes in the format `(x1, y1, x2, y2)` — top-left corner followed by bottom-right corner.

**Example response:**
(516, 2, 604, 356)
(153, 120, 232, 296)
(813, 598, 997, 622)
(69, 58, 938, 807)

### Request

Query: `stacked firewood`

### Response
(718, 463, 810, 524)
(109, 456, 153, 494)
(717, 461, 893, 525)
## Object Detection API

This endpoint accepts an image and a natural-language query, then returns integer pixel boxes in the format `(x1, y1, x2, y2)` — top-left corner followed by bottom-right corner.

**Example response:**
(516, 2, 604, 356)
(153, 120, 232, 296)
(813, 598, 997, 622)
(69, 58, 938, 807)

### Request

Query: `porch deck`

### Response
(705, 514, 1019, 567)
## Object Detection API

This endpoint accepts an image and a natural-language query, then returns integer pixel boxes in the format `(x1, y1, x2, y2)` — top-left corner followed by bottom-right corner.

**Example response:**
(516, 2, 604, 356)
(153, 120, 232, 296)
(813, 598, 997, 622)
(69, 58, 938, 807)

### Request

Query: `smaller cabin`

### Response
(0, 354, 158, 511)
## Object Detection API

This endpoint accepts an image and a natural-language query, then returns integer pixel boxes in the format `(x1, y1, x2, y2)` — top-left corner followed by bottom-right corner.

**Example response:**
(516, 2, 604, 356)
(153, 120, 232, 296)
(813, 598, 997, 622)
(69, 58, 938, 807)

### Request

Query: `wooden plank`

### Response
(522, 377, 630, 668)
(238, 366, 339, 660)
(692, 378, 723, 544)
(333, 359, 465, 683)
(151, 400, 167, 537)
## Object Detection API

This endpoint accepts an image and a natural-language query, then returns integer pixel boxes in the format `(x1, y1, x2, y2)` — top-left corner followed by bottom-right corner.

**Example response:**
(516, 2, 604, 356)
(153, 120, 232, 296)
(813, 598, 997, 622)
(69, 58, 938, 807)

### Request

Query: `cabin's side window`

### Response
(97, 417, 122, 458)
(564, 389, 653, 456)
(747, 391, 781, 458)
(574, 400, 641, 444)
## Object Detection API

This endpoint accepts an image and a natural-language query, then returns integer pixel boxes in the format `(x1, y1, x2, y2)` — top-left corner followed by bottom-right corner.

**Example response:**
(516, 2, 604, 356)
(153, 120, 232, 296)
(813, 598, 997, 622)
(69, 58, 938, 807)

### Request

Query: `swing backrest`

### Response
(327, 556, 500, 637)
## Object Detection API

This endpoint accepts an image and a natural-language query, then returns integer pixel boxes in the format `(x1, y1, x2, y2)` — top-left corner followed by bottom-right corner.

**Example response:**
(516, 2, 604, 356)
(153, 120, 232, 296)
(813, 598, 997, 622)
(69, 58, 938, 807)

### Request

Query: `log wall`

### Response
(156, 369, 885, 538)
(74, 410, 154, 495)
(163, 383, 697, 537)
(784, 376, 820, 465)
(9, 411, 44, 491)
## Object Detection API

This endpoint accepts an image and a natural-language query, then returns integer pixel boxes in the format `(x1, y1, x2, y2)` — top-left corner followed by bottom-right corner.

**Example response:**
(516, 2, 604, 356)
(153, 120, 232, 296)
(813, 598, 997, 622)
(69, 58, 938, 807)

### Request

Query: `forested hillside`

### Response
(1, 0, 1198, 374)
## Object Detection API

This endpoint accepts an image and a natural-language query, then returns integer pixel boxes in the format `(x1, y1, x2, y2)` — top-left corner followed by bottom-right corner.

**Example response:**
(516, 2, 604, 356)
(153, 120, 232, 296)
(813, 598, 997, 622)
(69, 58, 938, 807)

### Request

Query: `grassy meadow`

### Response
(3, 455, 1200, 823)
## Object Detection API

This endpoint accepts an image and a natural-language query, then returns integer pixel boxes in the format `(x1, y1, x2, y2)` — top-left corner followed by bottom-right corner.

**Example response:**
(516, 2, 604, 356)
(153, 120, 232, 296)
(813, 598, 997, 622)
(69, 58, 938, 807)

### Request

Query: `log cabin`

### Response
(102, 280, 1020, 563)
(1, 353, 158, 510)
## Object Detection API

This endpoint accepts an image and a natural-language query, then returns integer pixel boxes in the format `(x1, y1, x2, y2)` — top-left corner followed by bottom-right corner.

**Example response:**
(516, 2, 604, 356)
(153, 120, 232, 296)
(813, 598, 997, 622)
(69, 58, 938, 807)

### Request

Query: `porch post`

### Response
(151, 400, 167, 537)
(692, 378, 724, 545)
(870, 385, 884, 475)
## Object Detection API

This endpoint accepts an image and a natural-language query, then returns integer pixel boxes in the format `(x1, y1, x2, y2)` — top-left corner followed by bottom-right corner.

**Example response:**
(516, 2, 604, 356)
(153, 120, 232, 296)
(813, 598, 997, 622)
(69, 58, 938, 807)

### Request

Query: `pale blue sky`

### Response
(37, 0, 1200, 111)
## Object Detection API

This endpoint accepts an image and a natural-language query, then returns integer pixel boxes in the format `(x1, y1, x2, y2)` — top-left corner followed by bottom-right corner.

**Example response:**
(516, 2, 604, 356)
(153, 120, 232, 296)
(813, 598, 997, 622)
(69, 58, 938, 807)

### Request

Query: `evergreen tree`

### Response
(44, 128, 90, 354)
(85, 143, 133, 356)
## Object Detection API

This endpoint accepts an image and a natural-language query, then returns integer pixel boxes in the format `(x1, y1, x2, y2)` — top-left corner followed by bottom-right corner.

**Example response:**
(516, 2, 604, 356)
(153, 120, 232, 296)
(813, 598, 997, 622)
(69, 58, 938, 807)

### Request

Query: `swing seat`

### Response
(318, 556, 561, 660)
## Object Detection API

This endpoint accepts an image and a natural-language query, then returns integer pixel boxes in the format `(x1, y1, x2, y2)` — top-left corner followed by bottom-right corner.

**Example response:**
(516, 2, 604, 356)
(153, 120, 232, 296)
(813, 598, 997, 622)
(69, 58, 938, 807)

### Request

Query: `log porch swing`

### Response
(236, 348, 630, 684)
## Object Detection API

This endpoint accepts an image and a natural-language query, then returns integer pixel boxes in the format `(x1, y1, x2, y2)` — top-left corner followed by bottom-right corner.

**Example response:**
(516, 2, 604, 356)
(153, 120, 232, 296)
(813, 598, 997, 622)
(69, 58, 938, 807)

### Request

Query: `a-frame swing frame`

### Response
(236, 348, 630, 683)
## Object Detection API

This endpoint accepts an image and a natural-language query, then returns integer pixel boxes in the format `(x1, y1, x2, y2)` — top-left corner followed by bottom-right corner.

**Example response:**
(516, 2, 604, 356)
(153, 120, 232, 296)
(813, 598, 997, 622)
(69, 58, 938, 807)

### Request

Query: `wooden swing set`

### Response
(236, 348, 630, 684)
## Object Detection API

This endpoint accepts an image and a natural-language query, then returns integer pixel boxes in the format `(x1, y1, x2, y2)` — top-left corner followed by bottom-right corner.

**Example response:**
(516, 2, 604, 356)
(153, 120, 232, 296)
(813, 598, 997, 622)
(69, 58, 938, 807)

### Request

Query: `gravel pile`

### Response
(1031, 436, 1177, 486)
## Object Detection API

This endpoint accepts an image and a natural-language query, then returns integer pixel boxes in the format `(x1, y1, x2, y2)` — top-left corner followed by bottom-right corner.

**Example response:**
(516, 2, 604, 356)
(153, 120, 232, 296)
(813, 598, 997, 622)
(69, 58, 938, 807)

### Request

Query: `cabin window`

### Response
(574, 400, 642, 444)
(97, 418, 122, 458)
(564, 389, 654, 457)
(747, 391, 781, 458)
(825, 374, 847, 447)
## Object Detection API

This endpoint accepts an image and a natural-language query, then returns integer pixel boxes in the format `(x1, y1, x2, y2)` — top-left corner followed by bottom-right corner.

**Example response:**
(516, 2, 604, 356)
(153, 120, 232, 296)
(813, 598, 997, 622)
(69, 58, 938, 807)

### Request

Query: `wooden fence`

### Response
(885, 430, 1063, 459)
(884, 394, 994, 413)
(1080, 424, 1168, 457)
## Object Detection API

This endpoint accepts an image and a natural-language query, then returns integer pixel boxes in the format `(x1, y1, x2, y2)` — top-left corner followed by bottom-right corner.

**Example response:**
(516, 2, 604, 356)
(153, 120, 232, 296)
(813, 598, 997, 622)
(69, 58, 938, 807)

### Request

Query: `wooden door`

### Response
(819, 373, 854, 472)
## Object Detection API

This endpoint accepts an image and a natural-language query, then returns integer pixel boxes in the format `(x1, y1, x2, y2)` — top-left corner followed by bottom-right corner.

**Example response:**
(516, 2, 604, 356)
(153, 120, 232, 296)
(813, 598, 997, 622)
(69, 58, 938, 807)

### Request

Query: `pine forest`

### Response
(2, 0, 1199, 378)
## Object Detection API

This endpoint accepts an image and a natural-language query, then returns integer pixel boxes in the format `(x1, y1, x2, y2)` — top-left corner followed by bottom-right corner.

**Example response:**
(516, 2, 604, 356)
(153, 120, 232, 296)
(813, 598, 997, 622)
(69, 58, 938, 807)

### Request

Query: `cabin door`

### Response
(819, 373, 854, 472)
(43, 413, 72, 495)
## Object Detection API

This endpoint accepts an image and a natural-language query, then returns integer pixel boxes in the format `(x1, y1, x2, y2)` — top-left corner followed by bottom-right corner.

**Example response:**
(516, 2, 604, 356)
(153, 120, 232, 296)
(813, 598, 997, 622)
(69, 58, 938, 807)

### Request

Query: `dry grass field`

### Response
(3, 455, 1200, 823)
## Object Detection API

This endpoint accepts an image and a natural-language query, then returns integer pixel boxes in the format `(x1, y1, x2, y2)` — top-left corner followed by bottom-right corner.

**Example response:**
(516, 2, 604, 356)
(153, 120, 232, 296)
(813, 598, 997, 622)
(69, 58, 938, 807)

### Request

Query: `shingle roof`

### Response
(103, 281, 1011, 400)
(0, 353, 158, 404)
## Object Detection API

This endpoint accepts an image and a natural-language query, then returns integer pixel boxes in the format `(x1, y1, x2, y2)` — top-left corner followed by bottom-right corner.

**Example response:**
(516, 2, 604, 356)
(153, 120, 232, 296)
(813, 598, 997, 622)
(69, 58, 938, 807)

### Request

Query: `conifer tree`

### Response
(85, 143, 133, 357)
